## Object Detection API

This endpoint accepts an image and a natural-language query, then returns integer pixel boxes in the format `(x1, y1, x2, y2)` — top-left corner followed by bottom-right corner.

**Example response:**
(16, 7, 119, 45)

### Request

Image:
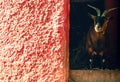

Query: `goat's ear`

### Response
(88, 13, 96, 20)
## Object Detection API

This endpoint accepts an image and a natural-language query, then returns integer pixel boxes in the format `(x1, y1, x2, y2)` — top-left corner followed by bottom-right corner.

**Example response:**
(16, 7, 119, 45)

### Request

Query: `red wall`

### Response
(0, 0, 69, 81)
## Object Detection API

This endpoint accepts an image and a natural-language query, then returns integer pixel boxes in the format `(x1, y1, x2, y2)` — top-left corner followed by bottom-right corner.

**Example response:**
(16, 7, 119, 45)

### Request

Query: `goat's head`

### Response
(88, 4, 117, 33)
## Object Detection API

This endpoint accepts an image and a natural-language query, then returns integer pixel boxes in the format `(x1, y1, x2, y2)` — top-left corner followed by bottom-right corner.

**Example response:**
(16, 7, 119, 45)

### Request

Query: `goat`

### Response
(86, 4, 117, 69)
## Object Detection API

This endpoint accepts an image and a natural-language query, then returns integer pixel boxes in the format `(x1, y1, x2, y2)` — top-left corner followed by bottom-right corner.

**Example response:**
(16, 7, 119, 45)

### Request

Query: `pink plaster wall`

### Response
(0, 0, 69, 81)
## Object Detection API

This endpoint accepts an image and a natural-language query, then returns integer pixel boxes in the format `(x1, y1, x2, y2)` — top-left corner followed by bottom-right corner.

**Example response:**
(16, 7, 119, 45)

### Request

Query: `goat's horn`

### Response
(87, 4, 101, 16)
(102, 8, 118, 17)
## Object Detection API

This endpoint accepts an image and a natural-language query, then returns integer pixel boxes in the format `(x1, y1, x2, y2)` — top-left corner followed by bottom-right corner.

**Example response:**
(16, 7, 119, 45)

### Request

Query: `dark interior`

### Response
(69, 0, 120, 70)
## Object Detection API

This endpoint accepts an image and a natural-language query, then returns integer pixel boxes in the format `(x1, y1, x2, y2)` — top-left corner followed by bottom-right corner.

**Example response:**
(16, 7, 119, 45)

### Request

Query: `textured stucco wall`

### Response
(0, 0, 69, 82)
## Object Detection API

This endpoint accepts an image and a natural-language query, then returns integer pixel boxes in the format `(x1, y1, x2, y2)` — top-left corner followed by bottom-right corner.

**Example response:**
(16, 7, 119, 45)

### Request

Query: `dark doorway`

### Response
(69, 0, 120, 70)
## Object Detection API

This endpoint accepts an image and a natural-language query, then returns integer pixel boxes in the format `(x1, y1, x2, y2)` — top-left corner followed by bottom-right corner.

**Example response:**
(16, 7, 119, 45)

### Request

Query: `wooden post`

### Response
(105, 0, 119, 68)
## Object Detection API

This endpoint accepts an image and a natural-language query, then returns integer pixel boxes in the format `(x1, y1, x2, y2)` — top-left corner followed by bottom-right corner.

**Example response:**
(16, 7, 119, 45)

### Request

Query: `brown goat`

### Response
(86, 5, 117, 68)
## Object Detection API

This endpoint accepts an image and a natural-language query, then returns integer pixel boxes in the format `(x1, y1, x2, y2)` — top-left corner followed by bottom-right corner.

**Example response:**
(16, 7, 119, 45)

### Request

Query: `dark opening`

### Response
(69, 0, 120, 70)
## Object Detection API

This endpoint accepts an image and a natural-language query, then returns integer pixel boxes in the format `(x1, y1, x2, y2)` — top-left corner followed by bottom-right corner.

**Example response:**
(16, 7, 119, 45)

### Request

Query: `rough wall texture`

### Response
(0, 0, 69, 82)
